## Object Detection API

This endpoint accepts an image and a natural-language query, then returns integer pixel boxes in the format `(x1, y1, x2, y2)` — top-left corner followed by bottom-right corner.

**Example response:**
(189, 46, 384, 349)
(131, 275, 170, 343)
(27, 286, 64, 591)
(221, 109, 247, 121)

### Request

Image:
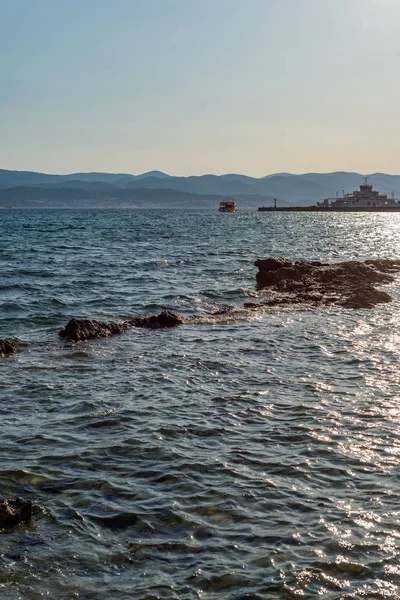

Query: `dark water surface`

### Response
(1, 209, 400, 599)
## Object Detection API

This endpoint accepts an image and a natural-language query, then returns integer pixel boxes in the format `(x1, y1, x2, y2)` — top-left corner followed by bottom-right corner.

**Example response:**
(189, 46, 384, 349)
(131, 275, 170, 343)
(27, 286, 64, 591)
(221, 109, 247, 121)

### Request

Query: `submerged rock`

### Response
(59, 311, 183, 342)
(254, 257, 400, 309)
(0, 339, 17, 357)
(0, 497, 32, 528)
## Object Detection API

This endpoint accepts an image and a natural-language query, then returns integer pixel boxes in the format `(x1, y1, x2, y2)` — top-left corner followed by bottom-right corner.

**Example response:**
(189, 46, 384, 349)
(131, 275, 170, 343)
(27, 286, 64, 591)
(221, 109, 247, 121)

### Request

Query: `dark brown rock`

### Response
(0, 497, 32, 528)
(0, 339, 17, 357)
(129, 310, 183, 329)
(59, 311, 183, 342)
(341, 287, 392, 309)
(254, 257, 400, 309)
(57, 259, 400, 345)
(59, 319, 129, 342)
(254, 257, 292, 273)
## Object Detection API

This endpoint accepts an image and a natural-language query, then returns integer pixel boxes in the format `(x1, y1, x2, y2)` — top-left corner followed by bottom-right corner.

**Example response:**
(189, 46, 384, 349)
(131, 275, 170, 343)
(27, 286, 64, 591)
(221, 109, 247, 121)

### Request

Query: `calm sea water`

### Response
(1, 208, 400, 600)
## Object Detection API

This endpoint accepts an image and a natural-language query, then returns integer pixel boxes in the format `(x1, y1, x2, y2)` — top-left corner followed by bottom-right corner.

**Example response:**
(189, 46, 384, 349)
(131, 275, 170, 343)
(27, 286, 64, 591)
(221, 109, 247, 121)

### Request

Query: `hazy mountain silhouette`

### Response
(0, 185, 278, 209)
(0, 169, 134, 186)
(261, 172, 293, 179)
(1, 169, 400, 207)
(134, 171, 171, 179)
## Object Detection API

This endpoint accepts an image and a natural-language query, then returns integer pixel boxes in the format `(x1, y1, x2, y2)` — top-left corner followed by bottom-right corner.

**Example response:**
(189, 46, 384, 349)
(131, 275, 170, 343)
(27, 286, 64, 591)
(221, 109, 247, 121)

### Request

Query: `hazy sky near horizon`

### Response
(1, 0, 400, 176)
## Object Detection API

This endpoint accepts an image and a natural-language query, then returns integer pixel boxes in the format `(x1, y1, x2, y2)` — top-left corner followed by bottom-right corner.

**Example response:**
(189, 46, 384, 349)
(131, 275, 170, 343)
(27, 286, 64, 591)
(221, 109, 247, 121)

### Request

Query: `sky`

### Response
(1, 0, 400, 176)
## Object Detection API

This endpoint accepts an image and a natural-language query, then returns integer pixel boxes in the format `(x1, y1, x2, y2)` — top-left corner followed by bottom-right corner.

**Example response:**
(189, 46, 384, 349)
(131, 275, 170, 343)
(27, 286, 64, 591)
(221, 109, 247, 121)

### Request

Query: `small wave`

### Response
(89, 511, 152, 531)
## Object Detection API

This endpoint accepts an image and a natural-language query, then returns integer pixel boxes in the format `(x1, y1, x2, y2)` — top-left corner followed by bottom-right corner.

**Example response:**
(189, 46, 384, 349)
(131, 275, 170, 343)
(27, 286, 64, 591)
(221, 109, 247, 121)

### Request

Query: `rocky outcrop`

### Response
(59, 319, 130, 342)
(0, 498, 32, 528)
(0, 339, 17, 357)
(59, 311, 183, 342)
(129, 310, 183, 329)
(57, 259, 400, 344)
(254, 257, 400, 309)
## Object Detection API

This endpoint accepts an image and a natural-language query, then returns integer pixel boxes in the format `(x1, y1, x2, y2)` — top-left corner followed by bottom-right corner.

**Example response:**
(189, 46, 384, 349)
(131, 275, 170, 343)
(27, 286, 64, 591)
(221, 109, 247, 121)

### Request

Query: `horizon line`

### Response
(2, 168, 400, 179)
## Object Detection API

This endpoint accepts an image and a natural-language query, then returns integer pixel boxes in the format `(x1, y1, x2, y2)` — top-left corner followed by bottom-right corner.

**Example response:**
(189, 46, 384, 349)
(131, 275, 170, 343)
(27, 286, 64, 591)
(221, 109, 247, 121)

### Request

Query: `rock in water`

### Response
(0, 498, 32, 528)
(254, 257, 400, 309)
(129, 310, 183, 329)
(58, 259, 399, 345)
(59, 319, 129, 342)
(0, 339, 17, 357)
(254, 257, 293, 274)
(59, 312, 183, 342)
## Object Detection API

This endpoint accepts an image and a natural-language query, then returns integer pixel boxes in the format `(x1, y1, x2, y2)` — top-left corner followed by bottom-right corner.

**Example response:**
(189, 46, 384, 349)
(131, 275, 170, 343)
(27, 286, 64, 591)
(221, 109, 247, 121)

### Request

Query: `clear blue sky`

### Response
(1, 0, 399, 176)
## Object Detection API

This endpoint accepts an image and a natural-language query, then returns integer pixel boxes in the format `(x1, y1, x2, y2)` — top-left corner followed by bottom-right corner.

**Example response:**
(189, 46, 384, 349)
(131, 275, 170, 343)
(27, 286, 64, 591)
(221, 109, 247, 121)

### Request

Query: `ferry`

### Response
(317, 178, 399, 209)
(258, 178, 400, 212)
(218, 200, 237, 213)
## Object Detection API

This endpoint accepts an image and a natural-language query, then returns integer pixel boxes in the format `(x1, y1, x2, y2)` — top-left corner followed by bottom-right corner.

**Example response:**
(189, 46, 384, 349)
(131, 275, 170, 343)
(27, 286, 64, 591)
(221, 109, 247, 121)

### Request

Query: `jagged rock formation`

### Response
(54, 258, 400, 345)
(130, 311, 183, 329)
(59, 319, 130, 342)
(0, 498, 32, 528)
(0, 339, 17, 357)
(59, 311, 183, 342)
(253, 257, 400, 309)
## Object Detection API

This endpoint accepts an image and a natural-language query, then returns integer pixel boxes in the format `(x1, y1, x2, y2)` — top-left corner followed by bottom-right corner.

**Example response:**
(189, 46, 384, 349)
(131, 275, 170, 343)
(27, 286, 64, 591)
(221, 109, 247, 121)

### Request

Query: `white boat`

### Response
(218, 200, 237, 213)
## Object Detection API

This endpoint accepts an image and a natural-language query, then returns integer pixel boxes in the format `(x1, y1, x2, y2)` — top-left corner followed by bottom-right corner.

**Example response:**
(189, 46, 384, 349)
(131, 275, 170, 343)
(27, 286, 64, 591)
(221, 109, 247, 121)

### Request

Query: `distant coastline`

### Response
(2, 169, 400, 209)
(258, 206, 400, 213)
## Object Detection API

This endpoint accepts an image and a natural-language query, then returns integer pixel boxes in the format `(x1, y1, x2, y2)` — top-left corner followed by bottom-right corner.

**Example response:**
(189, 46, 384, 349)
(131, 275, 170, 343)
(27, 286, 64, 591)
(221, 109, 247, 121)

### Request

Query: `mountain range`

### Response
(1, 169, 400, 208)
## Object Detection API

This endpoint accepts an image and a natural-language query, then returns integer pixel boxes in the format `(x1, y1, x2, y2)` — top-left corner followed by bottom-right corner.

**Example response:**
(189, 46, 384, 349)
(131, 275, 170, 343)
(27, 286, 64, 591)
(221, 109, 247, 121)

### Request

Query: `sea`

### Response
(1, 208, 400, 600)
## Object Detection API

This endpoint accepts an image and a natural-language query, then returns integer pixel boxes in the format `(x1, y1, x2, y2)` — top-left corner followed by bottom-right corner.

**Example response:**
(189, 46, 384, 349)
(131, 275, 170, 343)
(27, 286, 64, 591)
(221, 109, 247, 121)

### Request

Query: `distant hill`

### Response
(1, 169, 400, 206)
(0, 169, 134, 186)
(134, 171, 171, 180)
(109, 172, 400, 202)
(261, 172, 293, 179)
(0, 186, 271, 209)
